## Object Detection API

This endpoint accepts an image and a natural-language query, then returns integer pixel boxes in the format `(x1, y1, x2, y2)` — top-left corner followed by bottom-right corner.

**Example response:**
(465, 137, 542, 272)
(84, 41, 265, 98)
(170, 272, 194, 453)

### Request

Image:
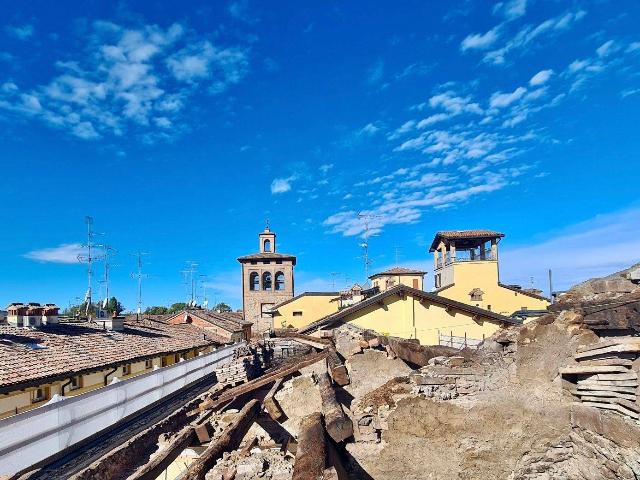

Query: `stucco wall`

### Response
(372, 274, 424, 291)
(342, 293, 504, 346)
(273, 294, 340, 329)
(437, 261, 549, 315)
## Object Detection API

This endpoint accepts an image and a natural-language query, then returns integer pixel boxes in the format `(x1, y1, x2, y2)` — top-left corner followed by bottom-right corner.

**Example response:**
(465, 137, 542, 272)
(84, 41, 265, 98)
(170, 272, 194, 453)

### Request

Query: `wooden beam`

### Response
(326, 349, 350, 386)
(181, 399, 261, 480)
(199, 351, 329, 412)
(292, 412, 326, 480)
(316, 373, 353, 443)
(129, 426, 195, 480)
(263, 378, 285, 422)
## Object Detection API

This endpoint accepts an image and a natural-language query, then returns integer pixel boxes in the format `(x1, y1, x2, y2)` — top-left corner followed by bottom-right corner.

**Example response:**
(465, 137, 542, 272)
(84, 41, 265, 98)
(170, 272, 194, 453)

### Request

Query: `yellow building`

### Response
(270, 292, 340, 329)
(369, 267, 425, 291)
(0, 318, 220, 419)
(299, 284, 520, 346)
(430, 230, 550, 317)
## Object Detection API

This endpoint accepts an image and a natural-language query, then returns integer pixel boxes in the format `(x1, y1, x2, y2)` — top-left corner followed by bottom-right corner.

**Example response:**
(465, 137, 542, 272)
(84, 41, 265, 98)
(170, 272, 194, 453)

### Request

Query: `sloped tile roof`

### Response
(370, 267, 426, 277)
(0, 319, 220, 392)
(429, 230, 505, 251)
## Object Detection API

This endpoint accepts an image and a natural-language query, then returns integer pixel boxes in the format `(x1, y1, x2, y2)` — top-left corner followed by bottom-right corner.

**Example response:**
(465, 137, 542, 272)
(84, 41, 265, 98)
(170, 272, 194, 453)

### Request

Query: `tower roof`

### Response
(369, 267, 426, 278)
(429, 230, 504, 252)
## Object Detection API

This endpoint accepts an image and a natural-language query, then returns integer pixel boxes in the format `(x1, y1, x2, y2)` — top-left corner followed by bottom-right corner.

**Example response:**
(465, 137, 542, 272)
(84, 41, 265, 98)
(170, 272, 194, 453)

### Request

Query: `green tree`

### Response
(105, 297, 124, 315)
(168, 302, 189, 314)
(213, 302, 232, 313)
(144, 306, 169, 315)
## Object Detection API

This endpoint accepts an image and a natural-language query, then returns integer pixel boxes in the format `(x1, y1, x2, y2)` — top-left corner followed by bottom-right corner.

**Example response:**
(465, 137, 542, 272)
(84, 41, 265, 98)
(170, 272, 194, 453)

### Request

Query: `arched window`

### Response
(275, 271, 285, 291)
(249, 272, 259, 291)
(263, 239, 272, 252)
(262, 272, 272, 291)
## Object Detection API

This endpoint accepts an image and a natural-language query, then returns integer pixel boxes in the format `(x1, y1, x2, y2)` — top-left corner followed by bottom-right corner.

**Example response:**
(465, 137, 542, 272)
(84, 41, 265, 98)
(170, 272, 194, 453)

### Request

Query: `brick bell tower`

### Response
(237, 224, 296, 334)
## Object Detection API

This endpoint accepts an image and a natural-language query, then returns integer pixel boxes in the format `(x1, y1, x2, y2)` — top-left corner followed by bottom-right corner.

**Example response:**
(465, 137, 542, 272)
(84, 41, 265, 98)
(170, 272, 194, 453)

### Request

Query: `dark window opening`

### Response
(250, 272, 259, 291)
(264, 239, 272, 252)
(262, 272, 272, 291)
(293, 311, 303, 316)
(275, 271, 285, 291)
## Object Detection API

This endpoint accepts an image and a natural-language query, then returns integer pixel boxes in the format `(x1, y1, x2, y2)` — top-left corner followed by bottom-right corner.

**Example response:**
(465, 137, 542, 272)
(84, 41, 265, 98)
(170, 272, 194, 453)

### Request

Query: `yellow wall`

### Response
(272, 294, 340, 329)
(371, 274, 424, 291)
(436, 261, 549, 316)
(342, 292, 506, 346)
(0, 348, 208, 419)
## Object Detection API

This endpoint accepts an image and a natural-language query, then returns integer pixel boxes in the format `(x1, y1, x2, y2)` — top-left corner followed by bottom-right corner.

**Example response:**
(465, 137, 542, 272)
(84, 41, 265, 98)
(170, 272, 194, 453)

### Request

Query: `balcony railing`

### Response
(436, 249, 496, 268)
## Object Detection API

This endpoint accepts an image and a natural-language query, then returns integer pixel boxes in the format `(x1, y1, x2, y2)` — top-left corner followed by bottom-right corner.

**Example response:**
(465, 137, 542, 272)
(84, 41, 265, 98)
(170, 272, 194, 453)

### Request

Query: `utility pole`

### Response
(548, 269, 554, 304)
(77, 216, 104, 320)
(131, 252, 149, 318)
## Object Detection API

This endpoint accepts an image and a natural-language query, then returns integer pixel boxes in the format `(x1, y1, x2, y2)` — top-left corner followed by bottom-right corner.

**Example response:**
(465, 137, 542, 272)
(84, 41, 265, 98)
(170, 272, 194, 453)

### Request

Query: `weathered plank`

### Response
(129, 426, 195, 480)
(292, 412, 326, 480)
(578, 358, 634, 367)
(560, 365, 631, 375)
(316, 373, 353, 443)
(181, 399, 261, 480)
(571, 389, 636, 402)
(578, 401, 640, 420)
(575, 344, 640, 360)
(327, 349, 350, 386)
(263, 378, 285, 422)
(576, 383, 637, 394)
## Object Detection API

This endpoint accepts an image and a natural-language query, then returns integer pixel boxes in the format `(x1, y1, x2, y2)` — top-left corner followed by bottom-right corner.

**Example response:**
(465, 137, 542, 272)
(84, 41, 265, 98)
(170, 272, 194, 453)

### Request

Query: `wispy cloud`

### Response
(483, 9, 586, 65)
(493, 0, 527, 21)
(366, 59, 385, 85)
(271, 176, 294, 194)
(529, 69, 554, 86)
(490, 86, 527, 108)
(5, 24, 34, 40)
(23, 243, 86, 264)
(0, 21, 250, 142)
(460, 27, 500, 51)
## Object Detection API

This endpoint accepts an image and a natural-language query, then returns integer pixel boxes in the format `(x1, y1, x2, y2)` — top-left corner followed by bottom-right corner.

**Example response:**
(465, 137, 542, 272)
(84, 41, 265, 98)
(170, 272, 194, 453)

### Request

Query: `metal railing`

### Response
(435, 249, 496, 268)
(438, 332, 483, 349)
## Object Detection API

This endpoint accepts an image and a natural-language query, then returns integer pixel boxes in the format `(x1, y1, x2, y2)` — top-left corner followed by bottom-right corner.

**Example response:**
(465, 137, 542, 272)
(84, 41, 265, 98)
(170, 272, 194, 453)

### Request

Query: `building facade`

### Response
(270, 292, 340, 329)
(164, 308, 252, 341)
(430, 230, 550, 316)
(370, 267, 426, 291)
(237, 226, 296, 334)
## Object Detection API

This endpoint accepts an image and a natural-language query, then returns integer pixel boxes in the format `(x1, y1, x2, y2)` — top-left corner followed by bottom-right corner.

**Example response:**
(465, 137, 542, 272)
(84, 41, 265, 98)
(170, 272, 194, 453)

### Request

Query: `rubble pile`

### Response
(206, 447, 294, 480)
(409, 356, 486, 399)
(561, 337, 640, 420)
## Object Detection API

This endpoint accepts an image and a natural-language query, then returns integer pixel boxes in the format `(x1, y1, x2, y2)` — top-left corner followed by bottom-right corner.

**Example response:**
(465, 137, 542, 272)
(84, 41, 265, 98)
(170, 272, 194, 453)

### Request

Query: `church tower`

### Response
(238, 225, 296, 334)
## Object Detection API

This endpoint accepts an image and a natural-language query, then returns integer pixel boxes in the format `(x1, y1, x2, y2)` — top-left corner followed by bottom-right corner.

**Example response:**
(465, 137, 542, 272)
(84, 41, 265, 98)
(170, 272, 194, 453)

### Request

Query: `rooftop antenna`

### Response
(131, 252, 149, 318)
(77, 216, 104, 320)
(394, 245, 402, 266)
(181, 261, 199, 307)
(99, 245, 117, 309)
(357, 212, 382, 285)
(199, 274, 209, 308)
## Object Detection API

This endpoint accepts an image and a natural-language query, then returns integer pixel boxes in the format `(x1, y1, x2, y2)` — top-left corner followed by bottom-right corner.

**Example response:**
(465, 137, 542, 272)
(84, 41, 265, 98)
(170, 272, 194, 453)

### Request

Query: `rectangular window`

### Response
(276, 260, 282, 264)
(261, 303, 274, 318)
(250, 260, 257, 265)
(162, 356, 169, 367)
(262, 260, 270, 264)
(122, 364, 132, 376)
(145, 359, 153, 369)
(487, 305, 492, 311)
(413, 279, 419, 289)
(175, 354, 180, 363)
(31, 387, 49, 404)
(521, 306, 528, 311)
(70, 376, 82, 390)
(293, 311, 303, 317)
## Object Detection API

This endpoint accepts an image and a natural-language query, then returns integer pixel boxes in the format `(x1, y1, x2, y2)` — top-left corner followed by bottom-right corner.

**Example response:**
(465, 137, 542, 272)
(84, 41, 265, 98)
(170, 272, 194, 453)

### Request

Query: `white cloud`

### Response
(319, 163, 334, 173)
(359, 123, 380, 135)
(271, 177, 294, 194)
(5, 24, 34, 40)
(0, 21, 250, 142)
(490, 86, 527, 108)
(401, 172, 453, 188)
(366, 59, 384, 85)
(596, 40, 617, 58)
(461, 27, 500, 51)
(429, 91, 484, 115)
(501, 207, 640, 291)
(529, 69, 553, 86)
(417, 113, 450, 128)
(484, 10, 586, 65)
(502, 0, 527, 20)
(24, 243, 86, 264)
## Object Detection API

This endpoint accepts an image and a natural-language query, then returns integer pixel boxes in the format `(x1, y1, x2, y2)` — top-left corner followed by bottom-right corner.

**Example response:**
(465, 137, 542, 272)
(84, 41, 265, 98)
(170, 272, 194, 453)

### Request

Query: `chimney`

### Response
(98, 312, 125, 331)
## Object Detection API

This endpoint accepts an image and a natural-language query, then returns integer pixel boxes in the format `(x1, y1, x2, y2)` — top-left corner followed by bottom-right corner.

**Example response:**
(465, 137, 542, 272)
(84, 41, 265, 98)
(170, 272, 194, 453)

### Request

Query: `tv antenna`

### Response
(181, 261, 199, 307)
(357, 212, 382, 284)
(131, 252, 149, 317)
(77, 216, 105, 319)
(394, 245, 402, 265)
(199, 274, 209, 308)
(99, 245, 117, 309)
(330, 272, 341, 290)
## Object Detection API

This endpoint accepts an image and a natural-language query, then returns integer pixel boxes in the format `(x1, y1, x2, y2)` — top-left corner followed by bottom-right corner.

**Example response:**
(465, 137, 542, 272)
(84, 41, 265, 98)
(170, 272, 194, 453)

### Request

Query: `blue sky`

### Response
(1, 0, 639, 311)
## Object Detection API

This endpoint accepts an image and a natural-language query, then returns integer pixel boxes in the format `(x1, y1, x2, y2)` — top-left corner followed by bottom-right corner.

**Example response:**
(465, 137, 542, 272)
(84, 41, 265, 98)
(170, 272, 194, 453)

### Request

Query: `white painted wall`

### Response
(0, 343, 242, 477)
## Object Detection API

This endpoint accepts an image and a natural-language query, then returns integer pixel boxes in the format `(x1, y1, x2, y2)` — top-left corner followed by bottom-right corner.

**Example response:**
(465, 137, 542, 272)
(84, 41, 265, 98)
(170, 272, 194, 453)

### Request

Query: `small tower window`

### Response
(249, 272, 259, 291)
(469, 288, 484, 301)
(262, 272, 272, 291)
(275, 271, 285, 291)
(264, 239, 272, 252)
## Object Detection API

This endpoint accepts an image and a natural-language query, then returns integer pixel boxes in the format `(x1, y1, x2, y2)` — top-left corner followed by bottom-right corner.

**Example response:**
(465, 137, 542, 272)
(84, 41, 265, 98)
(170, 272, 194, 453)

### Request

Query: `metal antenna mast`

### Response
(77, 216, 104, 319)
(357, 213, 382, 284)
(131, 252, 149, 317)
(199, 274, 209, 308)
(100, 245, 117, 307)
(181, 261, 199, 306)
(330, 272, 341, 290)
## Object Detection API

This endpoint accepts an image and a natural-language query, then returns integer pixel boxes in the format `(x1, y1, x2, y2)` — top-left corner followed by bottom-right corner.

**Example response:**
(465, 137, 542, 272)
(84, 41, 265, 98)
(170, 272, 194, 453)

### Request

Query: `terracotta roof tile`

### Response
(0, 319, 220, 392)
(370, 267, 426, 277)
